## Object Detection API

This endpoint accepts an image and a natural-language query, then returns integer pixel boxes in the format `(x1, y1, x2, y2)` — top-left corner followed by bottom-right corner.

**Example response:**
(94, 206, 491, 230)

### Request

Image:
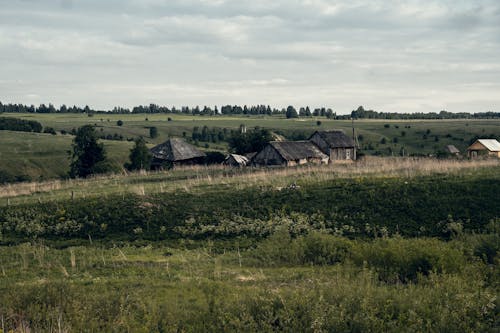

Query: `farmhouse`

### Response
(252, 141, 329, 167)
(150, 138, 206, 168)
(224, 154, 249, 167)
(444, 145, 460, 155)
(467, 139, 500, 158)
(309, 130, 357, 162)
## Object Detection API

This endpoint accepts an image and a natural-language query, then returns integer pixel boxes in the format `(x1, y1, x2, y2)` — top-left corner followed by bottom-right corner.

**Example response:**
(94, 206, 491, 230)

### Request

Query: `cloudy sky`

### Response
(1, 0, 499, 114)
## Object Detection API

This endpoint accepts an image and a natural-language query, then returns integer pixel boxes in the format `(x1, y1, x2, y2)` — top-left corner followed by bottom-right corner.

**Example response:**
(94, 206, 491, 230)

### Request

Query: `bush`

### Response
(351, 238, 466, 283)
(299, 232, 352, 265)
(149, 126, 158, 138)
(43, 127, 57, 135)
(117, 120, 123, 126)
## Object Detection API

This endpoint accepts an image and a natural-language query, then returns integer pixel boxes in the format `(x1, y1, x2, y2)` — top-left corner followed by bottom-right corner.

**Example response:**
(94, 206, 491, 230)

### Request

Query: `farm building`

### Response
(150, 138, 206, 168)
(309, 130, 357, 162)
(444, 145, 460, 155)
(224, 154, 249, 167)
(252, 141, 329, 167)
(467, 139, 500, 158)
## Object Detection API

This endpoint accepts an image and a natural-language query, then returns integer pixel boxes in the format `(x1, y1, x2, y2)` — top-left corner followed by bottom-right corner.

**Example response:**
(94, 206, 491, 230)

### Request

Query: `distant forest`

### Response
(0, 101, 499, 120)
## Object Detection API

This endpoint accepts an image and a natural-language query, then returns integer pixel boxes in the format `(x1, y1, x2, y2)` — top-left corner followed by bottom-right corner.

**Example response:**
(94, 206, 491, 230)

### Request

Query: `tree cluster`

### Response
(0, 117, 43, 132)
(228, 128, 273, 154)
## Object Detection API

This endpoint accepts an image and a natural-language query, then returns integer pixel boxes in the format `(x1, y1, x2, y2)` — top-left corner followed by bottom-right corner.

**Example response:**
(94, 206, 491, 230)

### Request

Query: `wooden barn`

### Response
(252, 141, 329, 167)
(224, 154, 249, 167)
(467, 139, 500, 158)
(150, 138, 206, 168)
(309, 130, 356, 162)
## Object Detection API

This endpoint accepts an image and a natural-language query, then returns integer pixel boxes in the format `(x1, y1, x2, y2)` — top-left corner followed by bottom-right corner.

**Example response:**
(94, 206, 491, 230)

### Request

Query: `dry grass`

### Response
(1, 157, 499, 206)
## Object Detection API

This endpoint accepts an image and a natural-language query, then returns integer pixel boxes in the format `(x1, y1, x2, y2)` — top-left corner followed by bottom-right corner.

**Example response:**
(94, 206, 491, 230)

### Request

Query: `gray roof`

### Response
(269, 141, 328, 161)
(445, 145, 460, 154)
(312, 130, 355, 148)
(476, 139, 500, 152)
(225, 154, 249, 165)
(150, 138, 206, 162)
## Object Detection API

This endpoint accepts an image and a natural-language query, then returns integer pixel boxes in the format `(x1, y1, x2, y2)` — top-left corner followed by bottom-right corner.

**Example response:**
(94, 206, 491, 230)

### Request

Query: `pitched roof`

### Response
(312, 130, 355, 148)
(150, 138, 206, 162)
(225, 154, 249, 165)
(445, 145, 460, 154)
(476, 139, 500, 152)
(269, 141, 328, 161)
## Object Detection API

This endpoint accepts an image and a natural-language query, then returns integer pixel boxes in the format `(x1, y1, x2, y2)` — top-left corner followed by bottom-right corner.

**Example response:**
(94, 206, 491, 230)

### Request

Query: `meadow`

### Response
(0, 114, 499, 332)
(1, 112, 499, 182)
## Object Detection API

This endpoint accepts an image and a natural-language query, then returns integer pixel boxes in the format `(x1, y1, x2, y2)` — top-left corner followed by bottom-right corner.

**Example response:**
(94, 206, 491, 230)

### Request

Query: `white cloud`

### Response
(0, 0, 499, 113)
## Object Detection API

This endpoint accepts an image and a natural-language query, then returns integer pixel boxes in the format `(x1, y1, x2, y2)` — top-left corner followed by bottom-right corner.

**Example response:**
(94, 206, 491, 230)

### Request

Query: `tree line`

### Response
(1, 100, 498, 119)
(349, 106, 500, 120)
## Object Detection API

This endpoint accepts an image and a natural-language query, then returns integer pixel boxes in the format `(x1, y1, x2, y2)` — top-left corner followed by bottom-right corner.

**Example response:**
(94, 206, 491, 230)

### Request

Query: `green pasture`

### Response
(0, 131, 133, 181)
(0, 112, 499, 181)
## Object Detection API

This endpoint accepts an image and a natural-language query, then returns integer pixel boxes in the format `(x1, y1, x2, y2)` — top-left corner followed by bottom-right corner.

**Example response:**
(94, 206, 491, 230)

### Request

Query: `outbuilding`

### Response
(309, 130, 357, 162)
(252, 141, 329, 167)
(467, 139, 500, 158)
(444, 145, 460, 156)
(224, 154, 250, 167)
(150, 138, 206, 168)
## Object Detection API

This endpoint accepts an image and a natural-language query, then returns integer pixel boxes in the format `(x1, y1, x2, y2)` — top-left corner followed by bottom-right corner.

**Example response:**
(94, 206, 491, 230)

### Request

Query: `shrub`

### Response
(43, 127, 57, 135)
(117, 120, 123, 126)
(351, 238, 466, 283)
(299, 232, 353, 265)
(149, 126, 158, 138)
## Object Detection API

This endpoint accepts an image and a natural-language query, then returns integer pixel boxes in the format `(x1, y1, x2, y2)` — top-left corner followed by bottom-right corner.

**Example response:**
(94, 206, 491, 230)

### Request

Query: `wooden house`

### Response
(252, 141, 329, 167)
(467, 139, 500, 158)
(224, 154, 249, 167)
(150, 138, 206, 168)
(309, 130, 356, 162)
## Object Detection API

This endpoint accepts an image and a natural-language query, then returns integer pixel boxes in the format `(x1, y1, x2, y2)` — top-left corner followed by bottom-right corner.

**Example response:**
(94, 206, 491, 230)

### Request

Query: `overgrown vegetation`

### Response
(0, 228, 497, 332)
(0, 159, 498, 331)
(1, 168, 499, 243)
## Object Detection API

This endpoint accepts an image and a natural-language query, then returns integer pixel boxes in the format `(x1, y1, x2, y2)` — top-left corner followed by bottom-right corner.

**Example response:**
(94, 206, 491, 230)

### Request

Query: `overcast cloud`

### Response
(1, 0, 499, 113)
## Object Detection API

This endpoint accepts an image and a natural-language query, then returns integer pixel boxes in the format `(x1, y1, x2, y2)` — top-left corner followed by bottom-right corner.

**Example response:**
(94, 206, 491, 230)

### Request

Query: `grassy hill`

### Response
(0, 158, 498, 331)
(0, 130, 134, 181)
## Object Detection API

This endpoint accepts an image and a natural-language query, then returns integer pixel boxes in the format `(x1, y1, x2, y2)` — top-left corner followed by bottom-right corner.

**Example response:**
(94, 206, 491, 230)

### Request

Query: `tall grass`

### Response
(0, 232, 497, 332)
(1, 157, 498, 206)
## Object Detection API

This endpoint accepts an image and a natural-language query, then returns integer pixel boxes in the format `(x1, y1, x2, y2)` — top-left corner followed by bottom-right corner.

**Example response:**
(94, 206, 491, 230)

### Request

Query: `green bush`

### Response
(351, 237, 466, 283)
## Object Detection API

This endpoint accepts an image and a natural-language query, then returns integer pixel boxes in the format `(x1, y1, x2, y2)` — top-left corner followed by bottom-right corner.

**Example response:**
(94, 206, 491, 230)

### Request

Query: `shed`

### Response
(444, 145, 460, 155)
(467, 139, 500, 158)
(150, 138, 206, 168)
(309, 130, 356, 162)
(252, 141, 329, 167)
(224, 154, 249, 167)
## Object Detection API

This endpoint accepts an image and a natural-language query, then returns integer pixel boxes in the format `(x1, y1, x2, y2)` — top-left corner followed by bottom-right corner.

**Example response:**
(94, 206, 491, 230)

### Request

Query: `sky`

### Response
(0, 0, 499, 114)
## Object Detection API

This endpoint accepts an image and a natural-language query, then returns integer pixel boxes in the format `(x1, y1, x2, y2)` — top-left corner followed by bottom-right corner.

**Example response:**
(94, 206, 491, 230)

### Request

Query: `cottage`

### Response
(444, 145, 460, 156)
(150, 138, 206, 168)
(224, 154, 249, 167)
(252, 141, 329, 167)
(309, 130, 356, 162)
(467, 139, 500, 158)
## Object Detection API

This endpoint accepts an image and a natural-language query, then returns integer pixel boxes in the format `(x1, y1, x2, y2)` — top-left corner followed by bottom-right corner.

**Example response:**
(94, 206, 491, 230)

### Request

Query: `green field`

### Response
(0, 114, 499, 331)
(0, 131, 134, 181)
(1, 113, 499, 182)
